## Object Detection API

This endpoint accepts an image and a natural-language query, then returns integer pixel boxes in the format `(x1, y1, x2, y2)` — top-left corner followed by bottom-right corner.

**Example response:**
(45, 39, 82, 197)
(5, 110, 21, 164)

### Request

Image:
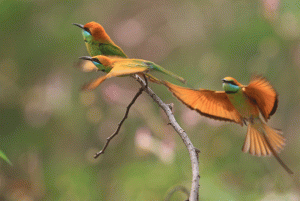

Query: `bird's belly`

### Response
(227, 92, 257, 119)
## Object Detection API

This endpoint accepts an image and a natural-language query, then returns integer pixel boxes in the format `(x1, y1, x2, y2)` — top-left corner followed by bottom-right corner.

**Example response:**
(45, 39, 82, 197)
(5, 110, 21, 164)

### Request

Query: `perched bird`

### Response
(162, 76, 293, 174)
(79, 55, 186, 91)
(73, 21, 127, 58)
(73, 21, 160, 83)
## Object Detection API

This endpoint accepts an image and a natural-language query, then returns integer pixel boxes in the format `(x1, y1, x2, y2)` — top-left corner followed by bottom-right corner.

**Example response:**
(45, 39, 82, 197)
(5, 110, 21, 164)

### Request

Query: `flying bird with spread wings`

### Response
(162, 76, 293, 174)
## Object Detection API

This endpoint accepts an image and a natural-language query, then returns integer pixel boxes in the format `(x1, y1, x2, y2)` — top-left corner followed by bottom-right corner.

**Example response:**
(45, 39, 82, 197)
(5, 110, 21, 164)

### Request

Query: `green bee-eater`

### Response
(73, 21, 127, 58)
(162, 76, 293, 174)
(79, 55, 186, 90)
(73, 21, 161, 83)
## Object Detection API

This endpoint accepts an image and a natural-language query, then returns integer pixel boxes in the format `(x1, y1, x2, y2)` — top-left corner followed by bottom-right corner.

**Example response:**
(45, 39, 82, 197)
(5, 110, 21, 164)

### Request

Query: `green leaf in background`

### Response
(0, 150, 12, 166)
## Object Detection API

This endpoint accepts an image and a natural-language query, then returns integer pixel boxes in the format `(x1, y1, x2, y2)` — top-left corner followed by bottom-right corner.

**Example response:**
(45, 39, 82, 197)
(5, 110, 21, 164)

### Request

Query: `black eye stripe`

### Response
(84, 27, 91, 34)
(92, 58, 101, 64)
(223, 80, 237, 85)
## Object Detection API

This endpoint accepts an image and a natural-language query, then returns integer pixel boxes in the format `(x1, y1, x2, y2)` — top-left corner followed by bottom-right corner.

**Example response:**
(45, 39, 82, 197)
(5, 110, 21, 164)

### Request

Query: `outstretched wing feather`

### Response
(163, 81, 243, 125)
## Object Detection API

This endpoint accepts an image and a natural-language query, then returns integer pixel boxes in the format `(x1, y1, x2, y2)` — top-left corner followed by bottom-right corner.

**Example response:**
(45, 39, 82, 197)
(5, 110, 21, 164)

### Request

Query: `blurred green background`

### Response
(1, 0, 300, 200)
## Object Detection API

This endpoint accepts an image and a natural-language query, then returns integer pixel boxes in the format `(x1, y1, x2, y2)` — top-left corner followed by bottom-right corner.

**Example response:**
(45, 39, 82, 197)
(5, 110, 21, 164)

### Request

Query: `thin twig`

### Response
(164, 185, 190, 201)
(133, 74, 200, 201)
(94, 86, 144, 159)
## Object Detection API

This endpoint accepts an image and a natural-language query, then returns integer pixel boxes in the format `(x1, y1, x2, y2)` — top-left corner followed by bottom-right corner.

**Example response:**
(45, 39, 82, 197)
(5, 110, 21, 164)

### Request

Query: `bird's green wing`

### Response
(142, 61, 186, 83)
(99, 43, 128, 58)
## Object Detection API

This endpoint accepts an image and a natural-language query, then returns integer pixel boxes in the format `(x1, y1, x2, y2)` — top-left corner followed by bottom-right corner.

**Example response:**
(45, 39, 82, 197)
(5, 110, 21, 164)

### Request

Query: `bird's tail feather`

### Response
(242, 119, 293, 174)
(153, 65, 186, 84)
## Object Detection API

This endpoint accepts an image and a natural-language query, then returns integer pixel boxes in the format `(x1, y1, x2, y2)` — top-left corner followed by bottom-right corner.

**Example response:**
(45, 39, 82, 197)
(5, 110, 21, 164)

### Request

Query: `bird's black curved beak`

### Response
(73, 23, 84, 29)
(222, 79, 226, 83)
(79, 56, 93, 61)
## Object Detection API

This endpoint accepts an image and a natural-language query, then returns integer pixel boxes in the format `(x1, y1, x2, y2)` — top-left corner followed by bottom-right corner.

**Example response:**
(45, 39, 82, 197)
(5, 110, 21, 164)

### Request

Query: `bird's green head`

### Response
(222, 77, 242, 94)
(73, 22, 111, 44)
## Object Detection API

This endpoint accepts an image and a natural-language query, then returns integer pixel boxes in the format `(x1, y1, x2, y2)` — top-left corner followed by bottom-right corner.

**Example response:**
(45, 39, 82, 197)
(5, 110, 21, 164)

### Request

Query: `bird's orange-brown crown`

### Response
(222, 77, 243, 86)
(84, 21, 114, 44)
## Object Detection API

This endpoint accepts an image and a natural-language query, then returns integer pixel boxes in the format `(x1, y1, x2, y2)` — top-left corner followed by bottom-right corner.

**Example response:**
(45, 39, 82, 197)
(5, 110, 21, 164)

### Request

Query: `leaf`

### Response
(0, 150, 12, 166)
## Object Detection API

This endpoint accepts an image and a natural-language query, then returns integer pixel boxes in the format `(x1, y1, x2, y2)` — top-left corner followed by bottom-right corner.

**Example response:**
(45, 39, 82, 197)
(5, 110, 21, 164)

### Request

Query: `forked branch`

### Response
(94, 86, 144, 158)
(94, 74, 200, 201)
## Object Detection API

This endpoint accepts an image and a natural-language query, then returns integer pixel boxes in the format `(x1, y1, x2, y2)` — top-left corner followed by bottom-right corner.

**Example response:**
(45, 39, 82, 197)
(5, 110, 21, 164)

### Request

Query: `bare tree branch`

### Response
(93, 74, 200, 200)
(133, 74, 200, 201)
(94, 86, 144, 159)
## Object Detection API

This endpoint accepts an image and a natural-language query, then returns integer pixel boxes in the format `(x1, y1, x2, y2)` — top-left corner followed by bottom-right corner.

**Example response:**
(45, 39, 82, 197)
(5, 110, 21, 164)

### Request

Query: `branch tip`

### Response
(94, 86, 144, 159)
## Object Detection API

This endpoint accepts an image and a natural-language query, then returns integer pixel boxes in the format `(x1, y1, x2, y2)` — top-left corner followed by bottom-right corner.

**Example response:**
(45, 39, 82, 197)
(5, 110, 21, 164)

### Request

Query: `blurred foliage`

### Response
(0, 0, 300, 200)
(0, 151, 12, 166)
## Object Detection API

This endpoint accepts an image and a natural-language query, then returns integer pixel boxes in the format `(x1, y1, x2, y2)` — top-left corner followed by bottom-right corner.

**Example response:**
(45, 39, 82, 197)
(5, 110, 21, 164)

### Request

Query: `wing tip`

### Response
(268, 94, 279, 118)
(81, 83, 94, 91)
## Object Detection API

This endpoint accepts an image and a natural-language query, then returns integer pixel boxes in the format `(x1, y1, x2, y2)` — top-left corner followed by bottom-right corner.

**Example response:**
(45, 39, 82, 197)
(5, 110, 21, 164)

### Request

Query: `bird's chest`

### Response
(85, 42, 100, 57)
(227, 90, 258, 118)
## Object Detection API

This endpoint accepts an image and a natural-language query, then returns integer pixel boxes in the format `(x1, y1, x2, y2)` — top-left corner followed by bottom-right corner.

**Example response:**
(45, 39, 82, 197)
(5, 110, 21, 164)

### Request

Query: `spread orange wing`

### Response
(75, 60, 99, 72)
(163, 81, 243, 125)
(105, 63, 148, 79)
(81, 64, 149, 91)
(243, 76, 278, 121)
(82, 75, 107, 91)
